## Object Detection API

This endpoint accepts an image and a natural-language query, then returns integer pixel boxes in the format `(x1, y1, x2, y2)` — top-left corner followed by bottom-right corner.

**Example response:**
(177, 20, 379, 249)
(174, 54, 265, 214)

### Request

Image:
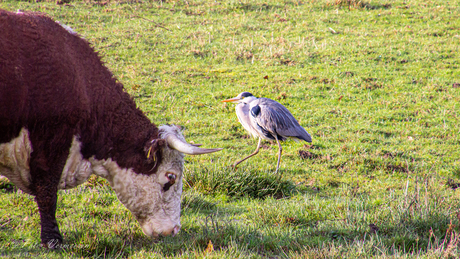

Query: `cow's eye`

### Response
(163, 173, 176, 192)
(167, 173, 176, 183)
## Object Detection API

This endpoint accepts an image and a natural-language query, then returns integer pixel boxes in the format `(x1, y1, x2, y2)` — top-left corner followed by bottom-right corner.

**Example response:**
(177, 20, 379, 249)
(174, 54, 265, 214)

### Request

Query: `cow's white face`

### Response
(91, 149, 184, 237)
(90, 125, 186, 237)
(134, 145, 184, 237)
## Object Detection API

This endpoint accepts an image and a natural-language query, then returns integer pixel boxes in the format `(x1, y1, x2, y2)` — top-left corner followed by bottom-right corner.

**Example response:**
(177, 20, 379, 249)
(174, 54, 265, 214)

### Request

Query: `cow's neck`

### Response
(59, 108, 155, 190)
(57, 135, 140, 191)
(81, 93, 156, 173)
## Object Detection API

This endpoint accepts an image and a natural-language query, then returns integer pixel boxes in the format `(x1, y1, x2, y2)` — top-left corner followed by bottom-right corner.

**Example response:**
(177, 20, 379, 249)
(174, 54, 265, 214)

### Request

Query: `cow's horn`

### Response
(165, 134, 222, 155)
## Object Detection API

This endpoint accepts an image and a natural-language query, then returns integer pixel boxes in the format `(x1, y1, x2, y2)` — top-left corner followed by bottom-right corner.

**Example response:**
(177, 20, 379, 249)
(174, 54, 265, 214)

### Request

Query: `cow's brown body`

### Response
(0, 10, 222, 247)
(0, 10, 161, 171)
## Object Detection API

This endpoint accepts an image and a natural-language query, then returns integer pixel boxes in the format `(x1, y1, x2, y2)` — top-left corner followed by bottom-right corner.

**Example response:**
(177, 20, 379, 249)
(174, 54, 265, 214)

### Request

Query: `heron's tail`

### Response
(295, 127, 312, 143)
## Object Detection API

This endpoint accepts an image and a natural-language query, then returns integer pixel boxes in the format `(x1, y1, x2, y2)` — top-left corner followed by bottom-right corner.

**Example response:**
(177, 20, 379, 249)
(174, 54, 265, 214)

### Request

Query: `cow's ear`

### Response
(144, 139, 165, 164)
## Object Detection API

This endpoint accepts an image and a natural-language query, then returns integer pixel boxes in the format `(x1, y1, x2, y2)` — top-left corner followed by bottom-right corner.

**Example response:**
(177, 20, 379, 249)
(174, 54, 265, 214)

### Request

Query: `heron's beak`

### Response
(221, 97, 240, 103)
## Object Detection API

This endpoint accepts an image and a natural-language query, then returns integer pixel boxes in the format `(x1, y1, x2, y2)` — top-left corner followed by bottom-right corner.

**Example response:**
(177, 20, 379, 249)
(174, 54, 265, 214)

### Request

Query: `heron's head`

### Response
(221, 92, 256, 104)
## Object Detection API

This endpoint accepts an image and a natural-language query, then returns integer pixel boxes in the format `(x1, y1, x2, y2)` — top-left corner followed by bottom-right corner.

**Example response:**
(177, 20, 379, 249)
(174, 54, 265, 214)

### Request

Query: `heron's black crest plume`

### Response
(240, 92, 254, 98)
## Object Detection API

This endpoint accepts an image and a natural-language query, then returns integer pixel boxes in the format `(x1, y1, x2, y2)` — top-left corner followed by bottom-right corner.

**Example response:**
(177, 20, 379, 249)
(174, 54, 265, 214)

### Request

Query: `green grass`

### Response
(1, 0, 460, 257)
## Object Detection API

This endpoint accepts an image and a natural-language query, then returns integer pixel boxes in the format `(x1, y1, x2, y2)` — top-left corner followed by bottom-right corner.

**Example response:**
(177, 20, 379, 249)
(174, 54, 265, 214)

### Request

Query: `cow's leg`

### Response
(33, 175, 62, 248)
(29, 130, 72, 248)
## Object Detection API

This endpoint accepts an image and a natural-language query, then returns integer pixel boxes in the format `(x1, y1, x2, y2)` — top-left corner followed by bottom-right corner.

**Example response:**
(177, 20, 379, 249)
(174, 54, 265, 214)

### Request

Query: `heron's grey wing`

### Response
(250, 98, 312, 142)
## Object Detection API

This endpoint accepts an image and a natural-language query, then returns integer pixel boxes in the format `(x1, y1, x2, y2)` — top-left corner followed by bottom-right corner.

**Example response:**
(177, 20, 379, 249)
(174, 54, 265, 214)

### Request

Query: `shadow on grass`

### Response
(181, 191, 217, 214)
(185, 166, 296, 199)
(221, 1, 301, 13)
(76, 215, 456, 257)
(1, 207, 455, 258)
(324, 0, 392, 10)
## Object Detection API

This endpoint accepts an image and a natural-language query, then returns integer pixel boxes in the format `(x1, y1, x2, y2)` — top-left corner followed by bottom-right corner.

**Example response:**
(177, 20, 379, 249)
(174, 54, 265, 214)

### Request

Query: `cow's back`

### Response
(0, 10, 115, 142)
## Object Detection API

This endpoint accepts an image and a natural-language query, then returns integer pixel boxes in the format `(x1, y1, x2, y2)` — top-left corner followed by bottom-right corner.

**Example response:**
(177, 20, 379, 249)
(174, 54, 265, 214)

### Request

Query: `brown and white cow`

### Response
(0, 9, 221, 248)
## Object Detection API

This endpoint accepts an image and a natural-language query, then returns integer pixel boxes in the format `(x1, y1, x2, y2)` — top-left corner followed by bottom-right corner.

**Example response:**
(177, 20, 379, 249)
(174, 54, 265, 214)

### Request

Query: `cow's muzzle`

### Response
(141, 222, 181, 238)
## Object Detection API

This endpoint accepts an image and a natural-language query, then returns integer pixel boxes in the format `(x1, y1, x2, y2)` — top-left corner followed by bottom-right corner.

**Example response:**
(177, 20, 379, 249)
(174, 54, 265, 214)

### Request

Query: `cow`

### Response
(0, 9, 222, 248)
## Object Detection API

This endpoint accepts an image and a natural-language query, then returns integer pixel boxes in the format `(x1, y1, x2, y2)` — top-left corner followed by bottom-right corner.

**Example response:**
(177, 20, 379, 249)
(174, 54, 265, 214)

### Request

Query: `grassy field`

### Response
(1, 0, 460, 257)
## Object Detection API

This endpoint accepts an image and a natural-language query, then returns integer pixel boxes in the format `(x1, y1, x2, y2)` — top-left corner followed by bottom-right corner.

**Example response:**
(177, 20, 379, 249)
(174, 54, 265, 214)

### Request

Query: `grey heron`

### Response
(222, 92, 312, 173)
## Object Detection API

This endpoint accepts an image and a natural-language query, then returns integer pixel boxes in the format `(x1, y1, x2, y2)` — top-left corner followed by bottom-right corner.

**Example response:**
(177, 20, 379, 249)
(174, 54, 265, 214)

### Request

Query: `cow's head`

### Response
(99, 125, 221, 238)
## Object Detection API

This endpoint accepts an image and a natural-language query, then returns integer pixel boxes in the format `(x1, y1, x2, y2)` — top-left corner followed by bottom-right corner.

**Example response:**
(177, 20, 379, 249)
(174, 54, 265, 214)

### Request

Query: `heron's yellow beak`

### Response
(221, 97, 240, 103)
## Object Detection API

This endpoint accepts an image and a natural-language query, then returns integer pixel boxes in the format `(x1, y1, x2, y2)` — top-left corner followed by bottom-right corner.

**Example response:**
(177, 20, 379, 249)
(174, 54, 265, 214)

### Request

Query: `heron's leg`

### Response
(274, 136, 282, 174)
(233, 138, 262, 169)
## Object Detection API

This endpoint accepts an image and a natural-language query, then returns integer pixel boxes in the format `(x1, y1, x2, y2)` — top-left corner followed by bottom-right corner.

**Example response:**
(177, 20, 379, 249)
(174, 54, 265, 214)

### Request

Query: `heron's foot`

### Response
(232, 158, 246, 170)
(273, 165, 281, 175)
(231, 163, 239, 170)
